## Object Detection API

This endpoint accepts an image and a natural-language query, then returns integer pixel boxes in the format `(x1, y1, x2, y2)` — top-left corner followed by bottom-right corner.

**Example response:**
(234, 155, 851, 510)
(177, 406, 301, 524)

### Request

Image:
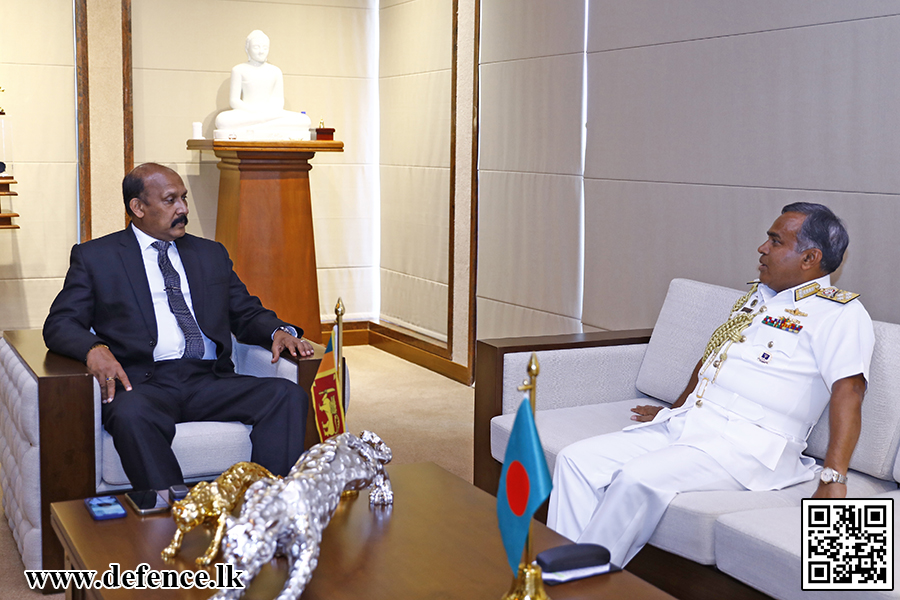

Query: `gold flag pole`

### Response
(335, 297, 345, 402)
(502, 353, 550, 600)
(336, 297, 357, 501)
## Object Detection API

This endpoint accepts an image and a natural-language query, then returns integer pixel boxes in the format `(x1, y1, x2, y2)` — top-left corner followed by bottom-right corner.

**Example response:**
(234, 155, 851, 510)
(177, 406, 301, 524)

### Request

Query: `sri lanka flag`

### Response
(497, 396, 552, 572)
(311, 329, 346, 442)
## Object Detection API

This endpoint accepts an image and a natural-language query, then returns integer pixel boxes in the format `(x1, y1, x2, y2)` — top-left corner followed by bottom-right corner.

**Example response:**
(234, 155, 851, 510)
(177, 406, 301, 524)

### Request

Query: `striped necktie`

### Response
(151, 241, 205, 359)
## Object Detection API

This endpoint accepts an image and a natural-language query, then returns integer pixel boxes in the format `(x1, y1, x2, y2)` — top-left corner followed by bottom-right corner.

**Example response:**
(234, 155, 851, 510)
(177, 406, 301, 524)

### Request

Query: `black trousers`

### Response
(101, 358, 308, 490)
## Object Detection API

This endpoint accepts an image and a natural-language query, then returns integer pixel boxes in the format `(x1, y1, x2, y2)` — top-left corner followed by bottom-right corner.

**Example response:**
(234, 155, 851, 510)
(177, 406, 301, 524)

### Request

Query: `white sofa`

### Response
(0, 329, 329, 572)
(475, 278, 900, 599)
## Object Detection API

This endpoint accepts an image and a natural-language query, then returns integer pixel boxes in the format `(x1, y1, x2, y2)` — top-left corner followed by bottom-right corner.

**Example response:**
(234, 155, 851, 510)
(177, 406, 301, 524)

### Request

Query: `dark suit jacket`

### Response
(43, 227, 300, 385)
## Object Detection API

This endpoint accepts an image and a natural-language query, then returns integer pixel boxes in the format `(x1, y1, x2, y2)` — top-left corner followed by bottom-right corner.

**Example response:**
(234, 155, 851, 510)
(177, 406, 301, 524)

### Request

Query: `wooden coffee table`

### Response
(51, 462, 675, 599)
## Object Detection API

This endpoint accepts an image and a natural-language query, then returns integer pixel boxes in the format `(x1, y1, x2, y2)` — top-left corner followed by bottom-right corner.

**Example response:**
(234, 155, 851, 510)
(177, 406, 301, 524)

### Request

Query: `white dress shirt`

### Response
(131, 224, 217, 361)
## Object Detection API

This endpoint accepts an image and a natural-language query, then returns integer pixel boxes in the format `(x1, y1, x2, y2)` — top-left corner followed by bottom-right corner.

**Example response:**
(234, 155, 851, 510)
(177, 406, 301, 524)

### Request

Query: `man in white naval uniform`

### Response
(547, 202, 874, 567)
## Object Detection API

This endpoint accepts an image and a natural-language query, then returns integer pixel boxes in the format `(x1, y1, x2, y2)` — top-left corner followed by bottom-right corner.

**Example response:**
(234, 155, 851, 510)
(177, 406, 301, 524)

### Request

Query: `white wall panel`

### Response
(477, 297, 582, 341)
(378, 0, 453, 338)
(581, 179, 899, 330)
(0, 0, 77, 331)
(317, 266, 376, 322)
(380, 165, 450, 283)
(133, 0, 374, 78)
(380, 0, 451, 77)
(309, 164, 377, 220)
(239, 0, 370, 6)
(313, 217, 374, 268)
(480, 0, 585, 63)
(585, 16, 900, 195)
(0, 163, 78, 280)
(0, 0, 75, 66)
(289, 76, 379, 166)
(380, 72, 452, 168)
(582, 7, 900, 334)
(479, 55, 583, 175)
(380, 269, 448, 341)
(477, 1, 586, 340)
(0, 65, 77, 164)
(132, 70, 227, 165)
(477, 171, 582, 319)
(0, 278, 66, 331)
(588, 1, 900, 52)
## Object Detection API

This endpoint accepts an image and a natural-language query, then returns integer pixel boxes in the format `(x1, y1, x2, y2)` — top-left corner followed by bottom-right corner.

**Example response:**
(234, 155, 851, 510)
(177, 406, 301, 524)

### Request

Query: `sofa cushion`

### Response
(491, 399, 667, 475)
(714, 490, 900, 600)
(652, 470, 895, 565)
(806, 320, 900, 482)
(99, 422, 252, 489)
(636, 279, 743, 404)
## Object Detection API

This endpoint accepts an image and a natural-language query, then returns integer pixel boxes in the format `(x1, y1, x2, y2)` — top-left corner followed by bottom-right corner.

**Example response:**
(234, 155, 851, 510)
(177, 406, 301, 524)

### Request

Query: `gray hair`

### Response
(781, 202, 849, 274)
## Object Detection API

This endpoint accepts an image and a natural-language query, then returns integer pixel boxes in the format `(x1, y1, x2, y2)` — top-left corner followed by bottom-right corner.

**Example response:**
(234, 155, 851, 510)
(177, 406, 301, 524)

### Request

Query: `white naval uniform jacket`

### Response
(625, 275, 874, 491)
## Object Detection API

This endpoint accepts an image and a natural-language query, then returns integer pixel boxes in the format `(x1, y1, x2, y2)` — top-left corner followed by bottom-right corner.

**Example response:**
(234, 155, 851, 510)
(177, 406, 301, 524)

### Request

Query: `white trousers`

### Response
(546, 413, 744, 567)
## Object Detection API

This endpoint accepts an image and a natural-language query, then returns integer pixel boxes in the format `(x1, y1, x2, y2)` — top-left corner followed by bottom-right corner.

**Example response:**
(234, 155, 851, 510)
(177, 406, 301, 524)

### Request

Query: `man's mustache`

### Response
(172, 215, 188, 227)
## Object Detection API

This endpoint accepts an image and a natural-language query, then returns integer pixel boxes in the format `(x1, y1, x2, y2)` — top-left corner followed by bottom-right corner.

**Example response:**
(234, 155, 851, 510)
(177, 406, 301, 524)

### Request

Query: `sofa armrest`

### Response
(474, 329, 652, 494)
(1, 329, 95, 573)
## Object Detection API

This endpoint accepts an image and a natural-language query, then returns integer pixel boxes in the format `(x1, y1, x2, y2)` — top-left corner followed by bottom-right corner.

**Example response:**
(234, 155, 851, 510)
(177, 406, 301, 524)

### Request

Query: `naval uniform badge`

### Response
(758, 351, 771, 364)
(785, 308, 807, 317)
(816, 287, 860, 304)
(762, 315, 803, 333)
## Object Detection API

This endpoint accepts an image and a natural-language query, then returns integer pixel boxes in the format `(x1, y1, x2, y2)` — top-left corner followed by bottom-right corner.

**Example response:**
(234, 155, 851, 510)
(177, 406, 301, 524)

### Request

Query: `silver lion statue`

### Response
(211, 430, 393, 599)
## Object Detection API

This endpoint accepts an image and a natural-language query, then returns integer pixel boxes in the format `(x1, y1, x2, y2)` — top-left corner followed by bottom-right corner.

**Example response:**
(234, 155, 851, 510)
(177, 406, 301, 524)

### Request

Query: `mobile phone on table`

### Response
(124, 490, 170, 515)
(84, 496, 127, 520)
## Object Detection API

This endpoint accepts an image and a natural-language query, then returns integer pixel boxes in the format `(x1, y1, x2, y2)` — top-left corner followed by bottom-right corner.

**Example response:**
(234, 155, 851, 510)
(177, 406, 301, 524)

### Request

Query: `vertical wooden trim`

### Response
(473, 339, 503, 492)
(468, 0, 481, 385)
(74, 0, 91, 242)
(446, 0, 459, 357)
(122, 0, 134, 176)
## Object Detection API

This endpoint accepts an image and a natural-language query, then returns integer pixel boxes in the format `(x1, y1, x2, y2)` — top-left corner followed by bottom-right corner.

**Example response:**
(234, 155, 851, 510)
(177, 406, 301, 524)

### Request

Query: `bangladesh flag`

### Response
(496, 397, 552, 573)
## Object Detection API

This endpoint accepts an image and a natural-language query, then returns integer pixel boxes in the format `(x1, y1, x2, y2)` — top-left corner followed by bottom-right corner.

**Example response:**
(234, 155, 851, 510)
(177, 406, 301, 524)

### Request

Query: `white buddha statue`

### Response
(214, 30, 312, 141)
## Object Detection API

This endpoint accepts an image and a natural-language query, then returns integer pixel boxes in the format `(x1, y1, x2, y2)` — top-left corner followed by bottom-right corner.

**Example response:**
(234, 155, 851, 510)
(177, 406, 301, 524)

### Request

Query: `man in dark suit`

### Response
(44, 163, 312, 490)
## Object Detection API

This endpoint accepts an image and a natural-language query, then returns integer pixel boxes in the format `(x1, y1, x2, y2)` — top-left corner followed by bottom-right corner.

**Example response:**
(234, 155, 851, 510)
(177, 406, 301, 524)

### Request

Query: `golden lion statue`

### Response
(161, 461, 279, 565)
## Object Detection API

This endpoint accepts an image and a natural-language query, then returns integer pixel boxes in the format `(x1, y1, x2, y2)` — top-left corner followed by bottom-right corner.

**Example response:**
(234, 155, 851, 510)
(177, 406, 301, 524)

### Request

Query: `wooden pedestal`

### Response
(187, 140, 344, 344)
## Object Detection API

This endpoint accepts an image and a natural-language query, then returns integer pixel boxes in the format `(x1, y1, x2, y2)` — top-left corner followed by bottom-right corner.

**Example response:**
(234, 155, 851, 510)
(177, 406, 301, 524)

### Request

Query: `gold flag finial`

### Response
(335, 297, 345, 317)
(527, 353, 539, 378)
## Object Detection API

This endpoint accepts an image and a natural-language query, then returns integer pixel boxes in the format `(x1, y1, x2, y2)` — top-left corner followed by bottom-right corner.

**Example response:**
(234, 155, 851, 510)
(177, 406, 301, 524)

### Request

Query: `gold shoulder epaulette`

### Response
(816, 287, 860, 304)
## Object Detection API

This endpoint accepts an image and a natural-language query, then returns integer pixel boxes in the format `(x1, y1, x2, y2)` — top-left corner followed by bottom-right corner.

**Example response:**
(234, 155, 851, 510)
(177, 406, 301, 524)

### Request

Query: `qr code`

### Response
(802, 498, 893, 590)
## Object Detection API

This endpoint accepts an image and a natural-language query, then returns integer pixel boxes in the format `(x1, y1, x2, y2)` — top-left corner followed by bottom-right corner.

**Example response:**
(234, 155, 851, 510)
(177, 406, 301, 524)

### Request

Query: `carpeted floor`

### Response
(0, 345, 474, 598)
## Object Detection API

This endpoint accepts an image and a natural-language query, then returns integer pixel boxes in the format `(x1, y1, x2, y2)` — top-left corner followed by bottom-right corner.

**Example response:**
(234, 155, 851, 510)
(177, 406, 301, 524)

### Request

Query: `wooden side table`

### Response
(187, 140, 344, 343)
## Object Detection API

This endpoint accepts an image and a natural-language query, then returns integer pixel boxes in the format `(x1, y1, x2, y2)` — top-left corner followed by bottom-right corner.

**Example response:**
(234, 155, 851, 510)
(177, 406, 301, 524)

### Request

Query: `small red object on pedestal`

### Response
(315, 128, 335, 141)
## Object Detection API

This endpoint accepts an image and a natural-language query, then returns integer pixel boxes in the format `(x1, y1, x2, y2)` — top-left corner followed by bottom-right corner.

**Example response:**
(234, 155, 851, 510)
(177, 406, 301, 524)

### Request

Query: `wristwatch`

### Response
(820, 467, 848, 485)
(276, 325, 298, 338)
